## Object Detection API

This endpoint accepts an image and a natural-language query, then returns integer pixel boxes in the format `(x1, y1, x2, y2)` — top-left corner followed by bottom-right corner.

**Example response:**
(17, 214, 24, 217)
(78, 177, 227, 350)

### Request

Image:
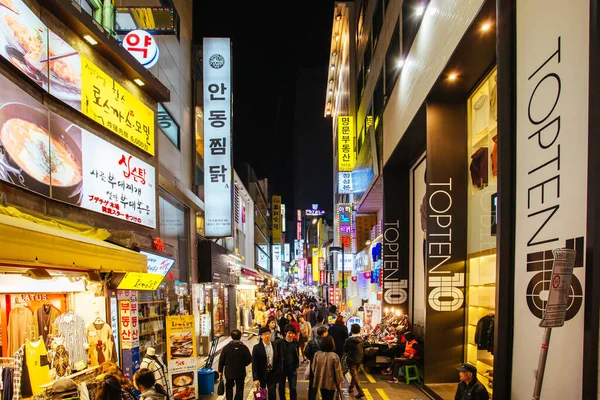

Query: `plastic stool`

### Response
(404, 365, 421, 385)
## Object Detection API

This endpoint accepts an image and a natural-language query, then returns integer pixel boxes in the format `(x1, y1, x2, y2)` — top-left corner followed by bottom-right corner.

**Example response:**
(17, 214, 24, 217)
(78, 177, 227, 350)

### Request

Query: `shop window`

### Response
(356, 1, 365, 49)
(373, 72, 384, 120)
(385, 21, 401, 98)
(373, 0, 384, 48)
(158, 103, 180, 149)
(364, 36, 372, 79)
(465, 67, 497, 396)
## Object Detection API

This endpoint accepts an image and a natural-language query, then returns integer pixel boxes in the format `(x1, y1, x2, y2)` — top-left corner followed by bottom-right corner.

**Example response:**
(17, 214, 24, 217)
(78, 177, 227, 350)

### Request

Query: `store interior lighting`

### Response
(83, 34, 98, 45)
(336, 13, 342, 21)
(330, 65, 335, 71)
(134, 78, 145, 86)
(481, 22, 492, 32)
(415, 5, 426, 17)
(448, 73, 458, 81)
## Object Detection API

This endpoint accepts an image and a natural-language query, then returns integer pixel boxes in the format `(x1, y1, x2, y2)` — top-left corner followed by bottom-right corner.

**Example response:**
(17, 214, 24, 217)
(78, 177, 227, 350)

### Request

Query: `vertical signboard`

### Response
(297, 209, 302, 241)
(338, 116, 355, 171)
(272, 196, 282, 243)
(512, 1, 588, 398)
(284, 243, 291, 262)
(425, 102, 468, 383)
(338, 172, 353, 194)
(273, 245, 282, 278)
(281, 204, 286, 232)
(203, 38, 233, 237)
(337, 203, 353, 252)
(167, 315, 198, 400)
(312, 248, 320, 283)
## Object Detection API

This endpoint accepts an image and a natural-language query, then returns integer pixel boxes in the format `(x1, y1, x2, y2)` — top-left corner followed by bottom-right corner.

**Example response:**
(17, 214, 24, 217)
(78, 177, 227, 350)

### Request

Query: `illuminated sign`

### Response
(281, 204, 286, 232)
(272, 196, 282, 243)
(115, 7, 177, 35)
(140, 251, 175, 275)
(117, 273, 164, 291)
(203, 38, 232, 237)
(305, 209, 326, 216)
(338, 116, 355, 171)
(123, 30, 160, 69)
(312, 248, 321, 283)
(338, 172, 353, 194)
(273, 245, 282, 278)
(284, 243, 291, 262)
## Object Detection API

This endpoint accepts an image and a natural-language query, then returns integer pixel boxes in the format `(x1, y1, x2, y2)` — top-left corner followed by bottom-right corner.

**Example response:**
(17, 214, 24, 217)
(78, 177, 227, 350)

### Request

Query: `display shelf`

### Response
(140, 329, 165, 336)
(138, 301, 164, 304)
(139, 315, 164, 321)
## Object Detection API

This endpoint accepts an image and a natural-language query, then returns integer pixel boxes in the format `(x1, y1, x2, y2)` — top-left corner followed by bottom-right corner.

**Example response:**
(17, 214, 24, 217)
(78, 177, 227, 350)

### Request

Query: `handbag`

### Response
(217, 377, 225, 396)
(254, 387, 268, 400)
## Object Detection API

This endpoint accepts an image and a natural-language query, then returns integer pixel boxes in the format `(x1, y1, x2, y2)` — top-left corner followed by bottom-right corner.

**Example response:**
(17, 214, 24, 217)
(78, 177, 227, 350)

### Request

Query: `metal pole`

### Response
(532, 328, 552, 399)
(341, 242, 345, 305)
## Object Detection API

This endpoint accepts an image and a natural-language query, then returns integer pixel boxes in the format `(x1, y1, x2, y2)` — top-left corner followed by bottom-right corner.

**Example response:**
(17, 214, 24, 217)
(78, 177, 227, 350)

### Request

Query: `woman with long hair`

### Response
(328, 315, 349, 359)
(98, 362, 136, 400)
(134, 368, 168, 400)
(95, 375, 122, 400)
(266, 315, 283, 341)
(298, 315, 311, 363)
(286, 312, 300, 340)
(310, 336, 343, 400)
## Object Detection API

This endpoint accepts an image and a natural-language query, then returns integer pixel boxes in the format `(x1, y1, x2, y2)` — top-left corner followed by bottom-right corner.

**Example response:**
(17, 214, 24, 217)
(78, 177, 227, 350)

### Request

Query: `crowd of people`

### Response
(90, 362, 168, 400)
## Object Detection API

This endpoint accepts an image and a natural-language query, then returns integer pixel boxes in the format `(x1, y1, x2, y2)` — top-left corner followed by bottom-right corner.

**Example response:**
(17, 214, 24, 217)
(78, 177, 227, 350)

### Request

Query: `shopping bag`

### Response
(303, 363, 311, 380)
(217, 377, 225, 396)
(336, 389, 344, 400)
(341, 354, 349, 374)
(254, 387, 268, 400)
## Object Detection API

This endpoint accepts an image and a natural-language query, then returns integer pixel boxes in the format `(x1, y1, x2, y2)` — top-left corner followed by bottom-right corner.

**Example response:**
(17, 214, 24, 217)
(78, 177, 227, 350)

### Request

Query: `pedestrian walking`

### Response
(252, 328, 280, 400)
(277, 325, 300, 400)
(310, 336, 344, 400)
(311, 314, 327, 340)
(305, 303, 318, 327)
(218, 330, 252, 400)
(343, 324, 365, 398)
(267, 316, 283, 341)
(133, 368, 168, 400)
(328, 315, 349, 359)
(298, 315, 311, 363)
(305, 327, 328, 400)
(286, 312, 300, 340)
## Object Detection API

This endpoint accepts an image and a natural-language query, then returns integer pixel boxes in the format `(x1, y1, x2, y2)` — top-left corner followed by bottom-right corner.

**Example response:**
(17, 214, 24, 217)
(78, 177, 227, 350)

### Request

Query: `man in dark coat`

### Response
(454, 364, 490, 400)
(343, 324, 365, 398)
(252, 327, 280, 400)
(304, 326, 328, 400)
(305, 304, 318, 327)
(218, 330, 252, 400)
(277, 325, 300, 400)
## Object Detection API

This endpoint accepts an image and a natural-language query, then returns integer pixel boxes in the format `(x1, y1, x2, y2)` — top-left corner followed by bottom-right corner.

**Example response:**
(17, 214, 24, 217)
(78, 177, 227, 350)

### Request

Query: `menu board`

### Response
(0, 70, 157, 228)
(0, 0, 155, 155)
(166, 315, 197, 400)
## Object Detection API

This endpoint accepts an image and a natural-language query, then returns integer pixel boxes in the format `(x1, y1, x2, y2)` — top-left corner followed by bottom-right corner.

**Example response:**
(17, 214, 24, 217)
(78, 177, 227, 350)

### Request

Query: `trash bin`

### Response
(198, 368, 215, 395)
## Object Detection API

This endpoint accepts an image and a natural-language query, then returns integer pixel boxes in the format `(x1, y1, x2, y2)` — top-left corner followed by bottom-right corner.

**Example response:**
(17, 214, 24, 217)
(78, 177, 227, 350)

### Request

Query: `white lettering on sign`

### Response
(382, 220, 408, 305)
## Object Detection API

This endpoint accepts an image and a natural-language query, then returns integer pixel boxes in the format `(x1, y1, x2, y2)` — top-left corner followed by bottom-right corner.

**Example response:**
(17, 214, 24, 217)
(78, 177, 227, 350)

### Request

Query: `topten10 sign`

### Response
(123, 30, 160, 69)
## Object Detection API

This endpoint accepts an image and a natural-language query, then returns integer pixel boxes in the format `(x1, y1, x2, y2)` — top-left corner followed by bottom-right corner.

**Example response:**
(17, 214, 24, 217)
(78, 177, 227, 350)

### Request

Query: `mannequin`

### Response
(140, 347, 172, 398)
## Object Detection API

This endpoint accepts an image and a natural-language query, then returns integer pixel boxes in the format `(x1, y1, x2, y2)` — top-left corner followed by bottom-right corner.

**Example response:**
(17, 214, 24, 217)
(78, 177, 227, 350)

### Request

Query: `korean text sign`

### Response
(119, 299, 139, 350)
(81, 57, 155, 155)
(272, 195, 282, 243)
(166, 315, 198, 399)
(203, 38, 232, 237)
(338, 116, 355, 171)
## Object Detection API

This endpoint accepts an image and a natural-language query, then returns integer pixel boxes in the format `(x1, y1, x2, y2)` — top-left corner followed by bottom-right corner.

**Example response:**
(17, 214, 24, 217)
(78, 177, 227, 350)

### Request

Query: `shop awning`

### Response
(0, 213, 147, 274)
(242, 268, 262, 279)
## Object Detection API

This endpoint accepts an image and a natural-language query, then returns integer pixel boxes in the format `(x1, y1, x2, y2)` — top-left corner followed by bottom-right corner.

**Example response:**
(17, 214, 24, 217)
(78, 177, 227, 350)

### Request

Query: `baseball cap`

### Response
(457, 363, 477, 374)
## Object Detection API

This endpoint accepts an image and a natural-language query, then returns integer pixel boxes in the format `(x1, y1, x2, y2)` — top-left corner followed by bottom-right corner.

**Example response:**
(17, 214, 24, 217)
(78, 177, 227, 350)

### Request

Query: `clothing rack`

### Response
(39, 365, 100, 389)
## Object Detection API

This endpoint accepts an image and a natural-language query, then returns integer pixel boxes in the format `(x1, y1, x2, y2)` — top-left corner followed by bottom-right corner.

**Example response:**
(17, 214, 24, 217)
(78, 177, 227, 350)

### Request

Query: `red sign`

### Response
(153, 237, 165, 251)
(320, 270, 325, 283)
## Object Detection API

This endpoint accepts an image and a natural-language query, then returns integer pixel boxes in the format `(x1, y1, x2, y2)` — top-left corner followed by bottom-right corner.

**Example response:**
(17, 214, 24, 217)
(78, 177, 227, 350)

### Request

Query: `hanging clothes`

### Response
(7, 307, 33, 356)
(473, 94, 490, 137)
(12, 345, 32, 400)
(474, 314, 495, 354)
(491, 135, 498, 177)
(470, 147, 489, 189)
(54, 312, 87, 370)
(49, 336, 71, 379)
(2, 367, 13, 400)
(33, 304, 60, 346)
(86, 323, 115, 366)
(25, 338, 50, 395)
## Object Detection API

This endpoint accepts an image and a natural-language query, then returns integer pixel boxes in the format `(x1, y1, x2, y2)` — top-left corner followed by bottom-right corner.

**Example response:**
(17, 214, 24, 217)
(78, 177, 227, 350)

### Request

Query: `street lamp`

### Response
(330, 244, 345, 305)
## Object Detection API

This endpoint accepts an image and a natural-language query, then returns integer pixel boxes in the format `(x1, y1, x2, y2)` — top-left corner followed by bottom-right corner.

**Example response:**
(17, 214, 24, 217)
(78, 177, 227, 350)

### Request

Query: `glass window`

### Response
(81, 0, 94, 16)
(158, 103, 180, 149)
(364, 36, 372, 78)
(373, 72, 384, 120)
(357, 65, 364, 102)
(385, 21, 401, 97)
(373, 0, 383, 48)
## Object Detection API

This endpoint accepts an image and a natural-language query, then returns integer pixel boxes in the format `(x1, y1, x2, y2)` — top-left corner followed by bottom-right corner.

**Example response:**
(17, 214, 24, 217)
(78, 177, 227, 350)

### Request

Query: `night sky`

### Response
(194, 1, 335, 221)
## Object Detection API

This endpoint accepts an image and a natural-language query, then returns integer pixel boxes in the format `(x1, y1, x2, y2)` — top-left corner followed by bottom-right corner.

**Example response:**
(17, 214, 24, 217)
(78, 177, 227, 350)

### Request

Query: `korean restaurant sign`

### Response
(119, 299, 139, 350)
(338, 172, 353, 194)
(166, 315, 198, 399)
(81, 57, 155, 155)
(272, 195, 282, 243)
(0, 72, 157, 228)
(203, 37, 233, 237)
(0, 0, 155, 155)
(338, 116, 355, 172)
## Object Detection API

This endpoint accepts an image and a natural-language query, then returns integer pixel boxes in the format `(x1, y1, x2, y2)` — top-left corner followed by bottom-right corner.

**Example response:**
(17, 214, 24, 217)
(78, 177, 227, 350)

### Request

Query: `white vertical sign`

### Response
(284, 243, 291, 262)
(281, 204, 286, 232)
(273, 245, 282, 278)
(203, 38, 232, 237)
(513, 1, 588, 399)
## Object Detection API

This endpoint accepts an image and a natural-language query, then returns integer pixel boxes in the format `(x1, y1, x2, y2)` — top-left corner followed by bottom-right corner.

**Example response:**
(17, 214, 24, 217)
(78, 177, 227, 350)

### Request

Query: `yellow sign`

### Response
(312, 248, 321, 282)
(117, 273, 164, 291)
(81, 57, 155, 155)
(166, 315, 197, 360)
(272, 195, 282, 244)
(338, 116, 355, 171)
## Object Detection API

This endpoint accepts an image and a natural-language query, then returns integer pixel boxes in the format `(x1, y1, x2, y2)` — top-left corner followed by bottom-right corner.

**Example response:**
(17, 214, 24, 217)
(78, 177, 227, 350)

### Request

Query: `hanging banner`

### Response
(272, 244, 282, 278)
(307, 265, 314, 286)
(312, 248, 321, 283)
(338, 116, 355, 171)
(167, 315, 198, 400)
(512, 0, 588, 398)
(363, 304, 382, 328)
(298, 258, 306, 280)
(203, 37, 233, 237)
(358, 272, 370, 300)
(272, 196, 282, 243)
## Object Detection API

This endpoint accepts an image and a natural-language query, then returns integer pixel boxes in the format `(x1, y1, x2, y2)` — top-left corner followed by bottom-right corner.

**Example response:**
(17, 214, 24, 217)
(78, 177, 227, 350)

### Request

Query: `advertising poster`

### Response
(363, 303, 382, 328)
(0, 0, 48, 90)
(48, 31, 81, 111)
(167, 315, 197, 400)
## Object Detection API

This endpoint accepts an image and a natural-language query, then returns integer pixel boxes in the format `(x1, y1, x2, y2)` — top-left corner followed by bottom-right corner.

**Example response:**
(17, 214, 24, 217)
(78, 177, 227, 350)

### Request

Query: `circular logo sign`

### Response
(123, 30, 159, 69)
(209, 54, 225, 69)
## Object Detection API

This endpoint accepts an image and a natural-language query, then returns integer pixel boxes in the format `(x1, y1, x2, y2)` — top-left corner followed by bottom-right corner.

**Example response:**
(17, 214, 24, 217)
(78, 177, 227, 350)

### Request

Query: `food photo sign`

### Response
(0, 71, 157, 228)
(166, 315, 197, 400)
(0, 0, 155, 155)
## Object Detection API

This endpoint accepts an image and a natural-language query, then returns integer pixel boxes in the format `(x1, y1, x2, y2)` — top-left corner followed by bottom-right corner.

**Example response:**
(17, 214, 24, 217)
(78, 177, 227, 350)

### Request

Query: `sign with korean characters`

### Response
(203, 38, 232, 237)
(312, 248, 321, 283)
(119, 299, 139, 350)
(273, 244, 282, 278)
(167, 315, 197, 400)
(338, 172, 353, 194)
(338, 116, 355, 171)
(81, 131, 156, 228)
(272, 195, 282, 243)
(81, 57, 155, 155)
(123, 30, 160, 69)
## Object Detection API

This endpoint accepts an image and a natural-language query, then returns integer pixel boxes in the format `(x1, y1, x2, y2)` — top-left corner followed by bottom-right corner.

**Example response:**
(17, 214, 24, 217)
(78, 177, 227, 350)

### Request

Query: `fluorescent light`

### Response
(83, 35, 98, 45)
(134, 78, 145, 86)
(415, 5, 425, 17)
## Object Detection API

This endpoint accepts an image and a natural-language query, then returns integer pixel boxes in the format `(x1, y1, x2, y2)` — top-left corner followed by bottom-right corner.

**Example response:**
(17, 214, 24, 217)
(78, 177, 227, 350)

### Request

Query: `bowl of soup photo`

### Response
(0, 102, 82, 203)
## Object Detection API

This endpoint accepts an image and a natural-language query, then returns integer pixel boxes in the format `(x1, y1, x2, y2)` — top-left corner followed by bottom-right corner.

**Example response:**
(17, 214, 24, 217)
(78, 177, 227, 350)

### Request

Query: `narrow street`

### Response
(200, 335, 427, 400)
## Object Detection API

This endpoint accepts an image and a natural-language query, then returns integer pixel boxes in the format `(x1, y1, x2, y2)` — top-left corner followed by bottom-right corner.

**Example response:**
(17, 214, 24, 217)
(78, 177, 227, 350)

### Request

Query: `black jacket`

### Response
(277, 339, 299, 372)
(328, 324, 349, 358)
(304, 337, 322, 362)
(455, 378, 490, 400)
(306, 310, 318, 326)
(252, 341, 280, 384)
(218, 340, 252, 380)
(343, 335, 364, 364)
